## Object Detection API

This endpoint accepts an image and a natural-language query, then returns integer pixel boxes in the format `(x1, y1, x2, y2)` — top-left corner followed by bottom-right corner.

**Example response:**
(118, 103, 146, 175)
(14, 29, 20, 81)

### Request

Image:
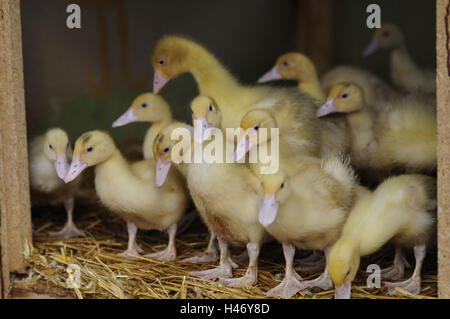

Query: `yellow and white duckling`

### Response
(29, 128, 83, 238)
(328, 174, 436, 299)
(363, 24, 435, 94)
(321, 65, 401, 111)
(112, 93, 172, 159)
(258, 155, 356, 298)
(153, 121, 271, 288)
(256, 52, 350, 157)
(64, 131, 190, 261)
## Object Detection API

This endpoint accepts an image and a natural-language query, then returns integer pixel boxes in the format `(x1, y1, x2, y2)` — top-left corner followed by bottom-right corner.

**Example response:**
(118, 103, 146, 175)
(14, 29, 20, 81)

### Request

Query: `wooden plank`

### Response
(0, 0, 32, 298)
(437, 0, 450, 299)
(296, 0, 334, 75)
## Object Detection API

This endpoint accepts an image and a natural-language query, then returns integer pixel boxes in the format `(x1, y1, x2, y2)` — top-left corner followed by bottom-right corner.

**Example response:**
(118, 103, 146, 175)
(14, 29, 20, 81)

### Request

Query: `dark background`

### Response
(21, 0, 436, 143)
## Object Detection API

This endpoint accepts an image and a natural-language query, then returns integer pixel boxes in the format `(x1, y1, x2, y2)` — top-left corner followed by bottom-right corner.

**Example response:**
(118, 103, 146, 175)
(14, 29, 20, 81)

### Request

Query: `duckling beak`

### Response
(193, 118, 213, 143)
(54, 154, 70, 180)
(112, 109, 139, 127)
(64, 156, 88, 183)
(257, 66, 281, 83)
(155, 158, 172, 187)
(363, 38, 380, 56)
(234, 134, 253, 162)
(258, 194, 279, 227)
(334, 282, 352, 299)
(153, 70, 169, 93)
(316, 99, 338, 118)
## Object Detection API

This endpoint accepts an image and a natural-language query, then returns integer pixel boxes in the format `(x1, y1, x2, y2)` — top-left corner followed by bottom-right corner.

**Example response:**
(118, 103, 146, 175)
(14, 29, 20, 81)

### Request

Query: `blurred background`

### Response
(21, 0, 436, 143)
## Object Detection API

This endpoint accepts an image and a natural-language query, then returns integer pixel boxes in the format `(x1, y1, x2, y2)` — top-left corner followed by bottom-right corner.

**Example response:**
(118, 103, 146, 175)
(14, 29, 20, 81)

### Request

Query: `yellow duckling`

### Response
(64, 130, 190, 261)
(256, 52, 350, 157)
(258, 155, 356, 298)
(363, 24, 435, 94)
(321, 65, 401, 111)
(328, 174, 436, 299)
(112, 93, 172, 159)
(153, 121, 270, 288)
(317, 83, 436, 176)
(29, 128, 83, 238)
(151, 36, 320, 140)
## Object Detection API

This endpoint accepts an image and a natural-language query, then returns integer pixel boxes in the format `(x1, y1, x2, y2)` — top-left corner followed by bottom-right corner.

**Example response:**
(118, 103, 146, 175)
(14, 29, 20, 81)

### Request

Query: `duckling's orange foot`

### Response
(217, 271, 257, 288)
(384, 277, 421, 296)
(49, 223, 83, 239)
(144, 247, 176, 262)
(190, 265, 233, 280)
(266, 276, 304, 299)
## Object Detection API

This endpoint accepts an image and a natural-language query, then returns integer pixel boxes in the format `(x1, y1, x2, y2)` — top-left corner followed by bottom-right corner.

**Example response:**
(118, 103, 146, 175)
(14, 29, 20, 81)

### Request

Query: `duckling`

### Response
(29, 128, 83, 238)
(153, 121, 271, 288)
(256, 52, 350, 157)
(151, 36, 321, 146)
(328, 174, 436, 299)
(63, 131, 190, 261)
(363, 24, 435, 94)
(258, 155, 356, 298)
(317, 83, 436, 177)
(321, 65, 401, 110)
(112, 93, 172, 159)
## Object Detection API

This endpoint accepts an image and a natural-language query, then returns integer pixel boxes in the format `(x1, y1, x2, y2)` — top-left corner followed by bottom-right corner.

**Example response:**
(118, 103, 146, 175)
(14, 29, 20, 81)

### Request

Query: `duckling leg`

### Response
(296, 247, 333, 291)
(218, 242, 260, 288)
(118, 222, 144, 259)
(182, 231, 219, 263)
(49, 197, 83, 238)
(379, 246, 411, 280)
(144, 223, 177, 262)
(190, 238, 234, 279)
(384, 244, 426, 295)
(266, 243, 305, 299)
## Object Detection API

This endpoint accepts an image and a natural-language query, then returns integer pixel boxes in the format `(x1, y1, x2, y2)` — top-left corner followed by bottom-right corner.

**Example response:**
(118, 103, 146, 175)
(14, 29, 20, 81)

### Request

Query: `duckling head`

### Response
(112, 93, 172, 127)
(235, 109, 277, 161)
(258, 171, 290, 227)
(44, 128, 71, 179)
(152, 122, 193, 187)
(327, 238, 360, 299)
(190, 95, 222, 143)
(258, 52, 316, 83)
(363, 24, 404, 56)
(152, 36, 200, 93)
(64, 131, 115, 183)
(316, 82, 365, 118)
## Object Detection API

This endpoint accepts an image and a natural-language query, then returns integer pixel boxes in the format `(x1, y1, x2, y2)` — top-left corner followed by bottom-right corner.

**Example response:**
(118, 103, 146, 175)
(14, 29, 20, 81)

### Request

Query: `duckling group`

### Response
(29, 24, 436, 299)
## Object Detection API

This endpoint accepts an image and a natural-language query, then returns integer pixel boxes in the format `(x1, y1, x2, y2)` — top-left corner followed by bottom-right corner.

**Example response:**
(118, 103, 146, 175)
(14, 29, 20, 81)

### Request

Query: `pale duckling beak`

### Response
(155, 158, 172, 187)
(234, 133, 253, 162)
(316, 99, 339, 118)
(153, 70, 169, 93)
(334, 282, 352, 299)
(193, 117, 213, 143)
(64, 156, 88, 183)
(258, 193, 279, 227)
(257, 66, 282, 83)
(54, 154, 70, 180)
(112, 108, 139, 127)
(363, 38, 380, 56)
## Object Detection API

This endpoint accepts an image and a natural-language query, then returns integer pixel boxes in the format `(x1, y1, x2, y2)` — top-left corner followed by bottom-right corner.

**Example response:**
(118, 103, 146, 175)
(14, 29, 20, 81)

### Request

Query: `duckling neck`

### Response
(346, 108, 374, 152)
(187, 46, 241, 100)
(143, 118, 172, 159)
(95, 150, 129, 180)
(298, 76, 326, 104)
(391, 44, 419, 78)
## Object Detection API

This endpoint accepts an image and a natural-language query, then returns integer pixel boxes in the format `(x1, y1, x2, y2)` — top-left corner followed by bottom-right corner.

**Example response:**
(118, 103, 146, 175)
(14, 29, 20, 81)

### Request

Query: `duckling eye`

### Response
(163, 146, 170, 153)
(49, 144, 53, 150)
(159, 59, 165, 65)
(341, 93, 349, 99)
(141, 103, 148, 108)
(208, 105, 214, 112)
(282, 60, 290, 67)
(86, 146, 93, 152)
(254, 125, 259, 131)
(280, 182, 285, 189)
